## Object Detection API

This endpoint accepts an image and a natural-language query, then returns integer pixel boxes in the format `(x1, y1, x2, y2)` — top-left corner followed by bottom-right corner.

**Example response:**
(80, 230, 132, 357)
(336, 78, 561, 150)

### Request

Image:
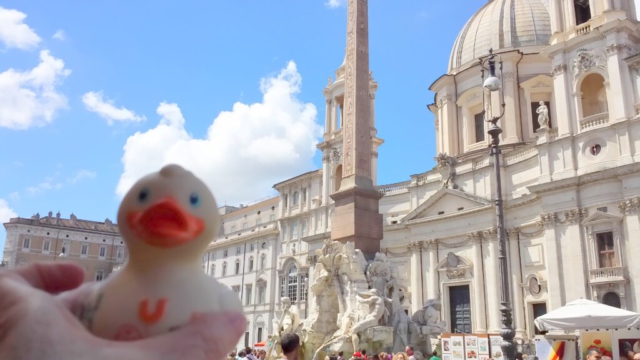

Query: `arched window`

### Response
(222, 262, 227, 276)
(260, 254, 266, 269)
(210, 264, 215, 277)
(292, 191, 299, 205)
(248, 257, 254, 272)
(602, 292, 621, 308)
(580, 73, 608, 118)
(287, 266, 298, 301)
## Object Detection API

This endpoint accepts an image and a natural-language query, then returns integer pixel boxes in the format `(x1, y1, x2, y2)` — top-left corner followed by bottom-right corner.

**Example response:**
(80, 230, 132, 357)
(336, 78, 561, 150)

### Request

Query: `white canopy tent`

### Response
(535, 299, 640, 332)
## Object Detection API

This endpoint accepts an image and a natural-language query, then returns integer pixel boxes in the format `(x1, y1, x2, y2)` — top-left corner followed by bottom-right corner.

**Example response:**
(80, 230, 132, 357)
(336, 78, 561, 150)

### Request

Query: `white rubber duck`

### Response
(77, 164, 242, 341)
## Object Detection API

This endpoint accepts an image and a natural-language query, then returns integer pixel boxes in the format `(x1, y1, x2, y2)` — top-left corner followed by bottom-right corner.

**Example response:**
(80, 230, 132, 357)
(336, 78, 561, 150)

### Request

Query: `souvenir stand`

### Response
(535, 299, 640, 359)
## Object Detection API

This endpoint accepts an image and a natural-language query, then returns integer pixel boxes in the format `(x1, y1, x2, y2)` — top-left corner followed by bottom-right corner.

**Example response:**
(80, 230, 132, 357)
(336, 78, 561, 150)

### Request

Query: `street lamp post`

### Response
(479, 49, 516, 360)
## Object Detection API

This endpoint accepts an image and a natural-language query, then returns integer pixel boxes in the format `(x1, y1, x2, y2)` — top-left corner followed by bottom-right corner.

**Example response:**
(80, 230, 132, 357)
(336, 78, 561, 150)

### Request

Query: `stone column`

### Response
(507, 228, 526, 339)
(561, 210, 588, 300)
(618, 198, 640, 311)
(409, 241, 423, 313)
(324, 99, 332, 133)
(551, 63, 574, 136)
(542, 213, 563, 309)
(369, 92, 376, 128)
(471, 232, 487, 333)
(502, 72, 520, 144)
(428, 240, 439, 300)
(484, 229, 501, 333)
(605, 43, 635, 121)
(333, 101, 339, 132)
(566, 0, 577, 27)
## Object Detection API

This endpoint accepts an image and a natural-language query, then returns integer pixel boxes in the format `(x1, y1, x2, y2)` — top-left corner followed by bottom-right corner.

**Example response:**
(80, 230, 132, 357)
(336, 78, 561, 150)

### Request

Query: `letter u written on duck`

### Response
(138, 298, 168, 325)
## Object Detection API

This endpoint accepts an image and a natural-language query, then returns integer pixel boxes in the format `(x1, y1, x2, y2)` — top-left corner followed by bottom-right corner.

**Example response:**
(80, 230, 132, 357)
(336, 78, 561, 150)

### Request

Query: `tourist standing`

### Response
(429, 350, 440, 360)
(406, 346, 416, 360)
(281, 333, 301, 360)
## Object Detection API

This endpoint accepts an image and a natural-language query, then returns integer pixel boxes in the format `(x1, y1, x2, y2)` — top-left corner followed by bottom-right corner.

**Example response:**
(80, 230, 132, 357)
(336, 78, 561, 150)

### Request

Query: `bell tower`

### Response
(328, 0, 383, 260)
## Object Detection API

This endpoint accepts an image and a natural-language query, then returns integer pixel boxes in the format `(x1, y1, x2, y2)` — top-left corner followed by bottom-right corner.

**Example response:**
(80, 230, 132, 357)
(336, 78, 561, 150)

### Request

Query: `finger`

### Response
(133, 311, 247, 360)
(11, 262, 85, 294)
(56, 282, 99, 314)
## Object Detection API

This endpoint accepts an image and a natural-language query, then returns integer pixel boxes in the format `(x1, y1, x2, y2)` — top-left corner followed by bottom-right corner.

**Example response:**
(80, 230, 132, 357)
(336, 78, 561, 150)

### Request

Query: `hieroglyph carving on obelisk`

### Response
(342, 0, 372, 181)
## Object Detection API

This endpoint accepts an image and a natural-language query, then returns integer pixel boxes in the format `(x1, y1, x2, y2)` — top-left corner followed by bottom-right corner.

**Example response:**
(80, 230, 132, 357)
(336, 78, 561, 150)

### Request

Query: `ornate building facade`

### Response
(4, 0, 640, 350)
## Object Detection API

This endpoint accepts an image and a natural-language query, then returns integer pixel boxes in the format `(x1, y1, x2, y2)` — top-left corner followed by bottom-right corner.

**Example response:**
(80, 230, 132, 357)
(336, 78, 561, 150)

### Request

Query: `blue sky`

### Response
(0, 0, 483, 254)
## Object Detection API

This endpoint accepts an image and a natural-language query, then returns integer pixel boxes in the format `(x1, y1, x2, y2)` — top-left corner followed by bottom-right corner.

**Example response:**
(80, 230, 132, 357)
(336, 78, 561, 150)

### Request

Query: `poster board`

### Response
(535, 337, 577, 360)
(440, 334, 491, 360)
(477, 334, 490, 356)
(464, 335, 478, 359)
(579, 328, 640, 359)
(489, 335, 504, 360)
(450, 335, 464, 360)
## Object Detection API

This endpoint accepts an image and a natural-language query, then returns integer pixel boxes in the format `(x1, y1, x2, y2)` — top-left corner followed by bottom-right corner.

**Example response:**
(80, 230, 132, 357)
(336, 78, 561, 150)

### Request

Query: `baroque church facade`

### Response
(4, 0, 640, 350)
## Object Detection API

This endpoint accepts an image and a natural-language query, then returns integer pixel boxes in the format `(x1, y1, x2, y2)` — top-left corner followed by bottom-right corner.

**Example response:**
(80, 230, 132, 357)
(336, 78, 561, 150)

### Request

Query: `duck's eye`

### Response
(189, 192, 200, 207)
(138, 188, 149, 203)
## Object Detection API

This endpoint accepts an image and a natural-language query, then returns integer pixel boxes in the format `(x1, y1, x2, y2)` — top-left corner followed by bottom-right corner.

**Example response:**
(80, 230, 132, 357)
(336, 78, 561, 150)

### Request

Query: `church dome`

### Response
(448, 0, 552, 73)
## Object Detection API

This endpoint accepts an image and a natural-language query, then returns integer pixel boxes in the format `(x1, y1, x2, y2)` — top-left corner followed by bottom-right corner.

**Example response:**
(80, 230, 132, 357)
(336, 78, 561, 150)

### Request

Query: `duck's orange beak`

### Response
(126, 197, 204, 248)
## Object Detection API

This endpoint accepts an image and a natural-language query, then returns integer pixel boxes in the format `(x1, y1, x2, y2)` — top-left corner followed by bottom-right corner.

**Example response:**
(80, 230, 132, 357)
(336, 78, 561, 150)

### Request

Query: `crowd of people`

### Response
(234, 335, 442, 360)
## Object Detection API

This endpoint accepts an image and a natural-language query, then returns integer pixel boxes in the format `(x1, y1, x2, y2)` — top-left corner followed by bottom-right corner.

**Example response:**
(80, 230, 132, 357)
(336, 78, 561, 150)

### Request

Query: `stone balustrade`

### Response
(580, 112, 609, 131)
(589, 266, 625, 284)
(376, 181, 410, 195)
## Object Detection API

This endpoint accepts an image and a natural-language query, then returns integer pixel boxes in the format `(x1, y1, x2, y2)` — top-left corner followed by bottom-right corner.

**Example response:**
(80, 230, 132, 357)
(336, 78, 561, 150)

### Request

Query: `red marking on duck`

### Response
(138, 298, 168, 324)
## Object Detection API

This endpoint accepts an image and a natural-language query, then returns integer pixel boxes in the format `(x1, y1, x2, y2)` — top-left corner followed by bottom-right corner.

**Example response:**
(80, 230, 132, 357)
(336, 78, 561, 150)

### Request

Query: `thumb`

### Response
(133, 311, 246, 360)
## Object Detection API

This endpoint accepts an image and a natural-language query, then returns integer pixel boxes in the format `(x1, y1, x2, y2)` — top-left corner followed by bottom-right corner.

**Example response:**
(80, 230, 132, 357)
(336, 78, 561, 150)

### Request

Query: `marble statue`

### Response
(536, 101, 549, 129)
(348, 289, 389, 351)
(303, 240, 392, 360)
(268, 297, 302, 357)
(435, 153, 457, 189)
(411, 296, 447, 334)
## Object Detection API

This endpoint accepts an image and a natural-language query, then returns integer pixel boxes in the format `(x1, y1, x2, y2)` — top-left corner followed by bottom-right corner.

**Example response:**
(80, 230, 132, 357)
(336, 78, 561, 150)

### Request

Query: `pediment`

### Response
(437, 252, 473, 280)
(403, 187, 491, 222)
(581, 210, 622, 226)
(519, 74, 553, 91)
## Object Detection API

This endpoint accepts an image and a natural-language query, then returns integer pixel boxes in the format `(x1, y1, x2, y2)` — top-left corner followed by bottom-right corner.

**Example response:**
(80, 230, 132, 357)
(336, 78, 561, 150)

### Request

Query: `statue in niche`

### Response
(536, 101, 549, 129)
(411, 296, 447, 335)
(348, 289, 389, 352)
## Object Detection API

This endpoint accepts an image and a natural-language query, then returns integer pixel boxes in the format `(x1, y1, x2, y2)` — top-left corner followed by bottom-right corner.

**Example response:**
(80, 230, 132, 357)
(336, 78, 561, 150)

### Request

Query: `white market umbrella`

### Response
(535, 298, 640, 332)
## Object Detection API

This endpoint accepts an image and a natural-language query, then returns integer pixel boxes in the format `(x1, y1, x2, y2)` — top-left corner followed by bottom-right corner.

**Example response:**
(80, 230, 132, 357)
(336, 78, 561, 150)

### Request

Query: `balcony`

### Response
(589, 266, 626, 284)
(580, 112, 609, 131)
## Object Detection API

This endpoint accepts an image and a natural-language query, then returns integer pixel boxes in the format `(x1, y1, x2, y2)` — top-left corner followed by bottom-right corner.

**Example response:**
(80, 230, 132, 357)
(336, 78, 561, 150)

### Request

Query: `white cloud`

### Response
(326, 0, 345, 8)
(8, 192, 19, 202)
(117, 61, 322, 206)
(0, 7, 41, 50)
(52, 29, 66, 41)
(68, 169, 96, 184)
(0, 199, 17, 223)
(26, 178, 54, 195)
(82, 91, 146, 125)
(0, 50, 71, 130)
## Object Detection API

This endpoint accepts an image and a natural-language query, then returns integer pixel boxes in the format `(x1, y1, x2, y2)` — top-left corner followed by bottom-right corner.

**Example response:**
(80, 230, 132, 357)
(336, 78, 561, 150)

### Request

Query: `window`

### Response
(242, 223, 248, 230)
(258, 283, 266, 304)
(596, 231, 616, 268)
(211, 252, 216, 260)
(210, 264, 216, 276)
(222, 262, 227, 276)
(291, 221, 299, 240)
(532, 303, 548, 335)
(99, 246, 107, 258)
(250, 243, 255, 252)
(61, 241, 69, 256)
(22, 238, 30, 250)
(95, 269, 105, 281)
(270, 214, 276, 221)
(81, 244, 88, 257)
(292, 191, 299, 205)
(574, 0, 591, 26)
(260, 255, 266, 269)
(449, 285, 472, 333)
(245, 284, 252, 305)
(301, 220, 308, 238)
(282, 225, 287, 241)
(248, 257, 254, 272)
(280, 276, 286, 298)
(232, 286, 240, 297)
(531, 101, 551, 132)
(287, 266, 298, 301)
(257, 327, 263, 343)
(256, 218, 262, 225)
(302, 188, 307, 203)
(283, 195, 288, 208)
(244, 332, 250, 348)
(223, 249, 228, 258)
(235, 260, 241, 275)
(116, 247, 125, 261)
(43, 240, 50, 252)
(236, 246, 241, 255)
(474, 112, 485, 143)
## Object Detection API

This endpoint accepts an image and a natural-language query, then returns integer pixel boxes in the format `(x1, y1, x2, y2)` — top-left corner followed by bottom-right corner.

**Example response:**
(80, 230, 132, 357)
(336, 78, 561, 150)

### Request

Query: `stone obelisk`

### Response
(330, 0, 383, 260)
